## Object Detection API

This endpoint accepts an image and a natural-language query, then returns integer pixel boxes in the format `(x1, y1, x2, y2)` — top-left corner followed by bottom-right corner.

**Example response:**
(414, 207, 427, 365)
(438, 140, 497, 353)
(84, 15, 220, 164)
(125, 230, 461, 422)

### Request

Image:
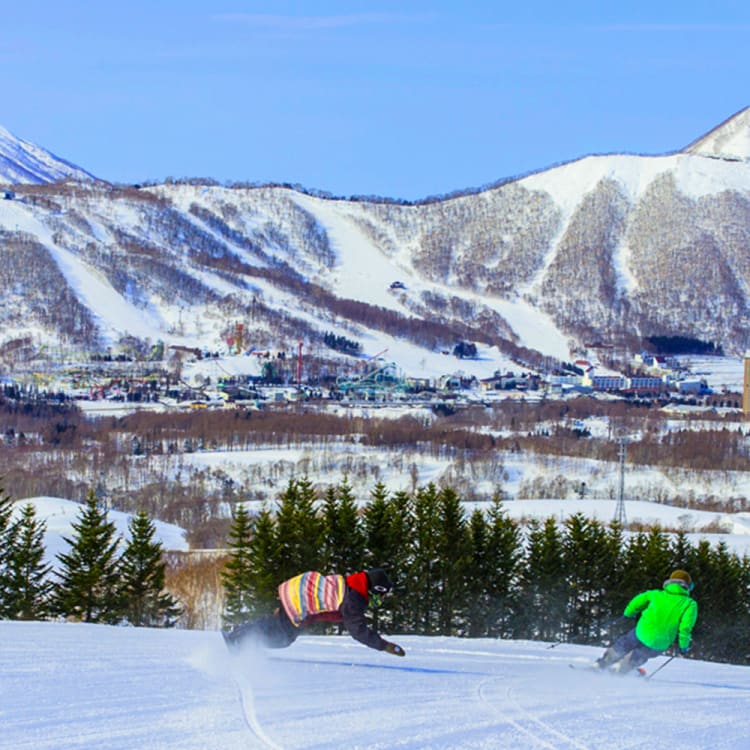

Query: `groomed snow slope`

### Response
(2, 621, 749, 750)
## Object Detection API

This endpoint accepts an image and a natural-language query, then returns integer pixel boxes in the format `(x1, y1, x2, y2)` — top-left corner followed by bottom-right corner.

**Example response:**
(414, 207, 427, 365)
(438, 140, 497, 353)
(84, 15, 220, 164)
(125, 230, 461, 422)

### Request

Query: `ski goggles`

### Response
(370, 590, 390, 607)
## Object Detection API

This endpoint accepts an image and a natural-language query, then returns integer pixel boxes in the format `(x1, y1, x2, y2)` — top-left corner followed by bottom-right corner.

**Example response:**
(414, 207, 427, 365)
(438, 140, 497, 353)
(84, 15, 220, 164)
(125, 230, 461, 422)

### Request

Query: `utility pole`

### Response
(297, 341, 303, 390)
(615, 438, 627, 526)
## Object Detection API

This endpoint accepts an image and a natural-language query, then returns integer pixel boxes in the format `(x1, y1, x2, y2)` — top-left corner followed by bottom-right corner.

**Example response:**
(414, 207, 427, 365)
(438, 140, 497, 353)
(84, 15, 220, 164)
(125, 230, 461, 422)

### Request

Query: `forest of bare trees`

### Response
(1, 390, 747, 549)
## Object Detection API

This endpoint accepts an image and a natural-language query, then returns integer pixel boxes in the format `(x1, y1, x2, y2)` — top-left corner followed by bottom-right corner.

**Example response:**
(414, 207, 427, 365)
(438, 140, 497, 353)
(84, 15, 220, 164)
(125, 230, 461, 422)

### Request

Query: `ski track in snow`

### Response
(231, 670, 283, 750)
(504, 682, 592, 750)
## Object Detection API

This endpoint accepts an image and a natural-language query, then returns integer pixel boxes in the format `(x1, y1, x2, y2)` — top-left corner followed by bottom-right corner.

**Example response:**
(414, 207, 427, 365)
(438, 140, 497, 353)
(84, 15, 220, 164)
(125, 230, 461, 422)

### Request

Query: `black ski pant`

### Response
(226, 606, 299, 649)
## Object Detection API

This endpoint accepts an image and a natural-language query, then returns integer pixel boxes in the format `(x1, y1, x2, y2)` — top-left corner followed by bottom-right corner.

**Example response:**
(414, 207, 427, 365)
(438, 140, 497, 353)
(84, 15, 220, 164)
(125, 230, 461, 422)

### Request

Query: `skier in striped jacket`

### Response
(223, 568, 405, 656)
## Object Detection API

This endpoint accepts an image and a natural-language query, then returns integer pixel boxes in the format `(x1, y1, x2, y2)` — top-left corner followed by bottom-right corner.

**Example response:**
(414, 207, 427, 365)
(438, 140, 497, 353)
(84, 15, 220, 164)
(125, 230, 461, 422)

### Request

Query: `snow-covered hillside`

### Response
(1, 110, 750, 369)
(0, 125, 95, 184)
(683, 106, 750, 161)
(11, 496, 188, 567)
(2, 620, 748, 749)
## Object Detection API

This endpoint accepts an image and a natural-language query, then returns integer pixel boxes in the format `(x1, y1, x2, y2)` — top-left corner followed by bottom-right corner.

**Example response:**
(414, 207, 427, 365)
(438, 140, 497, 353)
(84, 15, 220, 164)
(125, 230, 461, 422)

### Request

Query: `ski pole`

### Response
(546, 635, 568, 649)
(645, 655, 675, 681)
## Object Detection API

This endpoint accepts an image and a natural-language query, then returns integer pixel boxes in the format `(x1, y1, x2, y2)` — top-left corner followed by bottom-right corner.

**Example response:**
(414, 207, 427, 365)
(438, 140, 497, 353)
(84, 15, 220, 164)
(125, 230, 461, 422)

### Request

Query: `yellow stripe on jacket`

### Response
(278, 572, 346, 627)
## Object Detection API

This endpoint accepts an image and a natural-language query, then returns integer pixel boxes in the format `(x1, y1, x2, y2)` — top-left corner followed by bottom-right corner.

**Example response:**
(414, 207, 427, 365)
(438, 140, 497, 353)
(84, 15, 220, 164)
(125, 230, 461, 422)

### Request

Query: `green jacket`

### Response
(624, 583, 698, 651)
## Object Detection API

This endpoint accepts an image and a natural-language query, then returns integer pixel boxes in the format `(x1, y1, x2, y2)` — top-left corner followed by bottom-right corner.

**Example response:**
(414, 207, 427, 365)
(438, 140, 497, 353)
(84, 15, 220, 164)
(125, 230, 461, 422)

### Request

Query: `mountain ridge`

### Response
(682, 106, 750, 162)
(0, 111, 749, 376)
(0, 125, 97, 185)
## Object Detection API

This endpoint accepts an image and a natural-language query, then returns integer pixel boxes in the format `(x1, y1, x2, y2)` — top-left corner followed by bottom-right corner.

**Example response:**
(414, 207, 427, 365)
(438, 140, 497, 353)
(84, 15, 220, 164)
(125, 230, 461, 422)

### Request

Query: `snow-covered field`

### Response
(2, 620, 749, 750)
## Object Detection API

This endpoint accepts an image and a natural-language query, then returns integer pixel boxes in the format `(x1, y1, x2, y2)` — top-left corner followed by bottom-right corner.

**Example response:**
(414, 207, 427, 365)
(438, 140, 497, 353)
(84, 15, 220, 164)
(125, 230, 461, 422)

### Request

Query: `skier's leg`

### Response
(261, 608, 299, 648)
(224, 607, 298, 649)
(596, 629, 636, 668)
(614, 642, 661, 673)
(224, 616, 275, 648)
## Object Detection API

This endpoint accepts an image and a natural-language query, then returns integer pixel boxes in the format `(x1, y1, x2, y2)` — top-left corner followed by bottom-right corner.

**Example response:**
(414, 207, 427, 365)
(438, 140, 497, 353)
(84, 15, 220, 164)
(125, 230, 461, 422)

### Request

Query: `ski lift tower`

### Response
(614, 438, 627, 527)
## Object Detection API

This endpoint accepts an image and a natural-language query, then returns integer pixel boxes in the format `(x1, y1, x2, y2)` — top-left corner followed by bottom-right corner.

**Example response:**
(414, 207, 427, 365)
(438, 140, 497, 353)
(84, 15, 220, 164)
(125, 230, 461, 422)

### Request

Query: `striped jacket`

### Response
(278, 572, 346, 627)
(277, 570, 388, 651)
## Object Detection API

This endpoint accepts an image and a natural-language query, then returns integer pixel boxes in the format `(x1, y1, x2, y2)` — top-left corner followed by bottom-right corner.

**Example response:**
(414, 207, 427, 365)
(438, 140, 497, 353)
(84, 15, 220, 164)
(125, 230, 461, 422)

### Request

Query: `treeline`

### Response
(646, 335, 722, 356)
(0, 486, 179, 626)
(2, 394, 748, 546)
(222, 479, 750, 666)
(323, 331, 362, 356)
(6, 393, 743, 469)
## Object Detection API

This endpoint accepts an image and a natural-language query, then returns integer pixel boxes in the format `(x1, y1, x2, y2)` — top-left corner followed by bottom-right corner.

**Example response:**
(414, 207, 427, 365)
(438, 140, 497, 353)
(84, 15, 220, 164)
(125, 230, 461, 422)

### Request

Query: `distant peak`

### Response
(682, 107, 750, 161)
(0, 123, 97, 185)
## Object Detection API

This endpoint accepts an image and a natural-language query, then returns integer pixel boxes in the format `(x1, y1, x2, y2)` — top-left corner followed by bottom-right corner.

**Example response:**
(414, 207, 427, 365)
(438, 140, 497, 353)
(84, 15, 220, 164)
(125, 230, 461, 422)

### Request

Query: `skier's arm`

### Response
(678, 600, 698, 650)
(623, 590, 652, 618)
(340, 590, 390, 651)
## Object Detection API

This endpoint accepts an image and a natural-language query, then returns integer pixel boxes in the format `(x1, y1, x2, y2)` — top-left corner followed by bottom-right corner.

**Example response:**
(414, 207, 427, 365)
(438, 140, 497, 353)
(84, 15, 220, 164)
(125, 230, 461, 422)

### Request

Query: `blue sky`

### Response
(3, 1, 749, 199)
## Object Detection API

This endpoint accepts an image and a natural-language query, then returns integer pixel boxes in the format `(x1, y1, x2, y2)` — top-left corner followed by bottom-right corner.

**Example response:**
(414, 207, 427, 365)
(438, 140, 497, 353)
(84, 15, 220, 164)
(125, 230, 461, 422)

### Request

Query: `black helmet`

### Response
(366, 568, 393, 594)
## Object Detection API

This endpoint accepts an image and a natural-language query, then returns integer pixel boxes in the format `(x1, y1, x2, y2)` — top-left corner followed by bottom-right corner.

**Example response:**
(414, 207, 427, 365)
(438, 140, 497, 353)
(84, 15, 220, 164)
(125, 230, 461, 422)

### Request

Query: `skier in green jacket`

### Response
(596, 569, 698, 674)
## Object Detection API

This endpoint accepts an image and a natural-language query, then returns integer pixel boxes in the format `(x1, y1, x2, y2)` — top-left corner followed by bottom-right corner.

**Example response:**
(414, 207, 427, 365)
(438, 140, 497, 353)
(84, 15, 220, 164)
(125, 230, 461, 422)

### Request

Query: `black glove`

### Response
(384, 641, 405, 657)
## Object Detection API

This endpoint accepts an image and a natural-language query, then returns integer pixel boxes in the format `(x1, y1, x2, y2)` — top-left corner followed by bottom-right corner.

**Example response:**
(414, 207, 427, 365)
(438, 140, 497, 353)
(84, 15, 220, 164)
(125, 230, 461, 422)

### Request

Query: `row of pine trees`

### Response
(5, 476, 750, 666)
(222, 479, 750, 665)
(0, 486, 179, 626)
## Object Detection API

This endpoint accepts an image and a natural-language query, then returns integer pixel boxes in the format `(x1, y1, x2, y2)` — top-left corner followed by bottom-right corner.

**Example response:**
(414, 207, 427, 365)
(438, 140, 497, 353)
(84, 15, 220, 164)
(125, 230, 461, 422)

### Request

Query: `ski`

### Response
(568, 662, 601, 673)
(569, 662, 647, 677)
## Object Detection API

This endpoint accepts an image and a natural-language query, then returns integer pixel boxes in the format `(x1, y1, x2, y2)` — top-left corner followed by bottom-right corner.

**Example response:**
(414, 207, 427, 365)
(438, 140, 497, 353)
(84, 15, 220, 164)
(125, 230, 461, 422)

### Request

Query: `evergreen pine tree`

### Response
(732, 555, 750, 664)
(362, 482, 393, 569)
(54, 490, 124, 623)
(247, 504, 282, 611)
(0, 482, 19, 617)
(274, 478, 324, 580)
(641, 527, 673, 582)
(484, 497, 523, 638)
(620, 531, 650, 596)
(222, 503, 256, 627)
(434, 485, 470, 635)
(692, 542, 745, 663)
(322, 481, 365, 574)
(518, 517, 567, 642)
(595, 521, 627, 641)
(363, 485, 412, 633)
(465, 508, 491, 637)
(409, 483, 441, 634)
(119, 511, 180, 627)
(562, 513, 613, 642)
(383, 489, 413, 632)
(670, 530, 693, 572)
(7, 503, 52, 620)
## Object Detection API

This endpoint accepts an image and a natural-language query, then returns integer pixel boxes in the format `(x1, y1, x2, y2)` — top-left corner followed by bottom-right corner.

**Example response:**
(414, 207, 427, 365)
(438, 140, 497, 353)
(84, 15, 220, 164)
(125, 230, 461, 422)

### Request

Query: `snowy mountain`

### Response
(1, 109, 750, 374)
(683, 106, 750, 161)
(0, 125, 96, 185)
(4, 621, 750, 750)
